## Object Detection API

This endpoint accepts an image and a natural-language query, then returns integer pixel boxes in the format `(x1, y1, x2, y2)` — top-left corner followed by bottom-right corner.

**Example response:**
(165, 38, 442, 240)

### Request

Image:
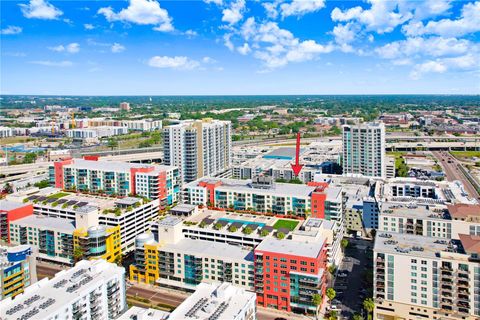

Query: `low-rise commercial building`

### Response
(0, 259, 127, 320)
(0, 244, 37, 300)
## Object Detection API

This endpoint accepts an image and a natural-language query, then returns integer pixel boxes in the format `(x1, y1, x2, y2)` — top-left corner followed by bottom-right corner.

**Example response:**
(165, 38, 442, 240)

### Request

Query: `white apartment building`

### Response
(131, 218, 255, 292)
(0, 259, 126, 320)
(66, 126, 128, 140)
(124, 119, 162, 132)
(119, 282, 256, 320)
(379, 203, 480, 239)
(27, 192, 160, 251)
(163, 119, 232, 183)
(374, 232, 480, 320)
(342, 122, 386, 178)
(0, 127, 13, 138)
(168, 282, 257, 320)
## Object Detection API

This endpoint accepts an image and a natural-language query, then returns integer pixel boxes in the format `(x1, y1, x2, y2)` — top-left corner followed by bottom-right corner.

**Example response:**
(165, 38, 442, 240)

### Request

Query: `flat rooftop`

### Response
(0, 199, 31, 212)
(188, 178, 317, 198)
(263, 147, 300, 160)
(168, 282, 255, 320)
(0, 260, 124, 319)
(118, 307, 170, 320)
(161, 238, 254, 262)
(374, 232, 463, 259)
(380, 202, 449, 220)
(12, 215, 76, 233)
(255, 237, 325, 258)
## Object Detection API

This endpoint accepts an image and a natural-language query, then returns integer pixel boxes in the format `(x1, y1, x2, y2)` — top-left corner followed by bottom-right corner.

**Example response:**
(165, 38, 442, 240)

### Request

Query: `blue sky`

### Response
(1, 0, 479, 95)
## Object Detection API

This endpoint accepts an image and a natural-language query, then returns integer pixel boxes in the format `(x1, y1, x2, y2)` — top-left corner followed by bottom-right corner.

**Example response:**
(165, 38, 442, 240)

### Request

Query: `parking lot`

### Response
(331, 238, 373, 319)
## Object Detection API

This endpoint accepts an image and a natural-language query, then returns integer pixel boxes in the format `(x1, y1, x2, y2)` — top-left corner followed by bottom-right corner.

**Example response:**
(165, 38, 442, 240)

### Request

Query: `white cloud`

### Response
(0, 26, 22, 35)
(202, 56, 216, 64)
(204, 0, 223, 5)
(111, 43, 126, 53)
(402, 1, 480, 37)
(237, 43, 251, 55)
(227, 20, 333, 70)
(48, 43, 80, 54)
(280, 0, 325, 18)
(331, 1, 412, 34)
(332, 22, 358, 49)
(29, 60, 73, 67)
(376, 37, 474, 60)
(223, 34, 235, 51)
(84, 24, 95, 30)
(148, 56, 200, 70)
(222, 0, 245, 25)
(19, 0, 63, 20)
(262, 1, 280, 19)
(98, 0, 173, 32)
(185, 30, 198, 38)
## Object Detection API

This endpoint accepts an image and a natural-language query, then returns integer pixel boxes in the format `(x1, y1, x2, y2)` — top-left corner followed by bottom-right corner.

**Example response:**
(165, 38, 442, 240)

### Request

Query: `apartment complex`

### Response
(254, 238, 328, 313)
(124, 119, 162, 132)
(24, 191, 160, 252)
(374, 232, 480, 320)
(378, 203, 480, 239)
(0, 200, 33, 243)
(0, 245, 37, 300)
(130, 214, 330, 314)
(9, 215, 121, 265)
(184, 177, 343, 220)
(0, 259, 127, 320)
(119, 282, 256, 320)
(163, 119, 232, 183)
(342, 121, 386, 178)
(49, 157, 181, 207)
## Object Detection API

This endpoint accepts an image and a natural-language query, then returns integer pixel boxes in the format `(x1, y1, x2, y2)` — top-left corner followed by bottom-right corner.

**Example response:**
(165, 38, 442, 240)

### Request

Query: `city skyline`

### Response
(1, 0, 479, 96)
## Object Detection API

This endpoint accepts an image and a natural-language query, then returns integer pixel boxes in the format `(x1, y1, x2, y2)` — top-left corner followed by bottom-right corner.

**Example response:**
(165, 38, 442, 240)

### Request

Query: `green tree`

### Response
(352, 314, 364, 320)
(107, 138, 118, 150)
(214, 223, 223, 230)
(312, 293, 322, 319)
(327, 264, 337, 275)
(341, 238, 349, 251)
(73, 247, 84, 262)
(243, 226, 253, 235)
(326, 287, 336, 301)
(276, 231, 285, 239)
(23, 152, 37, 164)
(327, 310, 338, 320)
(34, 179, 50, 189)
(260, 229, 269, 237)
(199, 221, 206, 228)
(228, 225, 238, 232)
(363, 298, 375, 320)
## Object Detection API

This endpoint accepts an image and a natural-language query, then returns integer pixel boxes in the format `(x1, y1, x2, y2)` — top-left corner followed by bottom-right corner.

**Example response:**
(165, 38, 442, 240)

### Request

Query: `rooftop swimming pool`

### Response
(217, 217, 266, 227)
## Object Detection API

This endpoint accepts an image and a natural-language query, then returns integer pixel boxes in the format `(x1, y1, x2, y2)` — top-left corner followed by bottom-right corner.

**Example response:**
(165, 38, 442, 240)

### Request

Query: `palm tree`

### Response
(352, 314, 364, 320)
(326, 287, 336, 302)
(363, 298, 375, 320)
(311, 293, 322, 319)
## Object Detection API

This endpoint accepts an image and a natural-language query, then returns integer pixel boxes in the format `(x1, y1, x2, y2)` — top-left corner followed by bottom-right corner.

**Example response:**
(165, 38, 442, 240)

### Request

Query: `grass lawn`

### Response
(451, 151, 480, 158)
(273, 219, 300, 231)
(48, 192, 70, 199)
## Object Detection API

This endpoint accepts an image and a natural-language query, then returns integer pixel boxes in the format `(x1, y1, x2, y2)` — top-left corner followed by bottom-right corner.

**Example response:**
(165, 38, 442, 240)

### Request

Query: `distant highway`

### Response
(432, 151, 480, 199)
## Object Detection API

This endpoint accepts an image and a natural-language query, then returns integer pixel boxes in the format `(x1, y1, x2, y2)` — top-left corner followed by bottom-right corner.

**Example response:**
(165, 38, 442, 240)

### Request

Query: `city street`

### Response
(432, 151, 480, 199)
(333, 238, 373, 319)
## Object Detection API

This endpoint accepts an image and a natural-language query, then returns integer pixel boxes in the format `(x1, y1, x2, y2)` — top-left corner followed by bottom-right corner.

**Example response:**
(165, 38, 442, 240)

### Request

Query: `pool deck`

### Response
(186, 208, 302, 231)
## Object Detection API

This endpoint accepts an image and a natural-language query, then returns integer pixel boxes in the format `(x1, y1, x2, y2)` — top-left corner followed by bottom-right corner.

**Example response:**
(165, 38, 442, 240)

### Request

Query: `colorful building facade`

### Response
(0, 200, 33, 243)
(49, 157, 180, 208)
(254, 238, 328, 313)
(0, 245, 37, 300)
(184, 177, 342, 219)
